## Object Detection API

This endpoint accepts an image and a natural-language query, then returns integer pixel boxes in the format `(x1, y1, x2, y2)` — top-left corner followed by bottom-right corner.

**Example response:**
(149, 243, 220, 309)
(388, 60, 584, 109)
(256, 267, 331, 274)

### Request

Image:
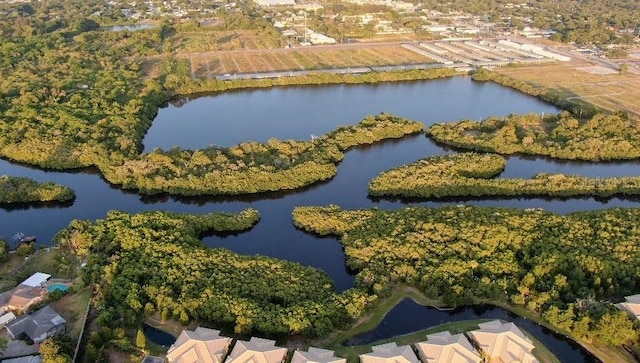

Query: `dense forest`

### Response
(292, 205, 640, 346)
(0, 22, 168, 169)
(428, 111, 640, 161)
(0, 175, 75, 203)
(55, 209, 373, 351)
(100, 114, 424, 195)
(368, 153, 640, 199)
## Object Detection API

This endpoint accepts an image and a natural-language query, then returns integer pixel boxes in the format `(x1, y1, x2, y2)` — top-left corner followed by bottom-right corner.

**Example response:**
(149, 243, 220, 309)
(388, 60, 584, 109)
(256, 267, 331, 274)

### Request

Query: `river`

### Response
(2, 76, 637, 361)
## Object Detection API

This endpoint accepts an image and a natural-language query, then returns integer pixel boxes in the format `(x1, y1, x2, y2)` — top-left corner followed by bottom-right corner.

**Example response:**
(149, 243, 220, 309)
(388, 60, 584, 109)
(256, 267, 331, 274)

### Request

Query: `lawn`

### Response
(51, 286, 92, 340)
(16, 247, 80, 282)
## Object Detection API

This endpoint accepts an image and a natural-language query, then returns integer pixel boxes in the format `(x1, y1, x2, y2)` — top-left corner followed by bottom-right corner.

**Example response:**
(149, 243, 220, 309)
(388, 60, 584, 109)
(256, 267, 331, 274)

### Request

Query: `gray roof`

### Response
(1, 356, 42, 363)
(141, 355, 165, 363)
(6, 305, 66, 340)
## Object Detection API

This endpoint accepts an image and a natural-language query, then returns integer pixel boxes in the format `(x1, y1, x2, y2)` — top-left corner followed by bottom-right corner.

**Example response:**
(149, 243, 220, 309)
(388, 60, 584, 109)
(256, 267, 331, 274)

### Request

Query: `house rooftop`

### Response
(167, 327, 232, 363)
(226, 337, 287, 363)
(292, 347, 346, 363)
(360, 342, 419, 363)
(21, 272, 51, 288)
(469, 320, 538, 363)
(6, 305, 66, 343)
(416, 331, 481, 363)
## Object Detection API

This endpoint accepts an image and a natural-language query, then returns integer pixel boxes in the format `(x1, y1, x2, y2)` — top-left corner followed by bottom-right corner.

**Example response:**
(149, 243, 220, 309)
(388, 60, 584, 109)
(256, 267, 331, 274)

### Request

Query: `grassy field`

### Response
(51, 286, 92, 340)
(180, 45, 433, 78)
(494, 60, 640, 118)
(0, 254, 24, 292)
(17, 247, 80, 281)
(167, 29, 282, 52)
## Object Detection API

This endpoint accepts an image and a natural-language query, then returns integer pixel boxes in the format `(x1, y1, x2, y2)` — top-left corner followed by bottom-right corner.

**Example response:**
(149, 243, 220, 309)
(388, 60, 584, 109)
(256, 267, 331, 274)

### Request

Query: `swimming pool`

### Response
(47, 284, 69, 293)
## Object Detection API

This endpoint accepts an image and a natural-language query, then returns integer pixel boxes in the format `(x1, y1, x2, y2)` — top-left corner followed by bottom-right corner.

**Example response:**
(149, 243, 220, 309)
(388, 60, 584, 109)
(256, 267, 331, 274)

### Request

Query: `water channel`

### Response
(2, 76, 637, 362)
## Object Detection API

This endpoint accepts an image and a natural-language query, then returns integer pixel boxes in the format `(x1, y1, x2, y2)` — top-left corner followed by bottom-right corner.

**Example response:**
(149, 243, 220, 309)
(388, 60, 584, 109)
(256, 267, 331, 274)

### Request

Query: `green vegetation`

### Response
(40, 335, 74, 363)
(369, 153, 640, 199)
(56, 209, 374, 338)
(293, 205, 640, 348)
(0, 24, 168, 169)
(0, 175, 75, 203)
(100, 113, 424, 195)
(0, 238, 8, 263)
(428, 111, 640, 161)
(167, 66, 459, 96)
(135, 330, 146, 349)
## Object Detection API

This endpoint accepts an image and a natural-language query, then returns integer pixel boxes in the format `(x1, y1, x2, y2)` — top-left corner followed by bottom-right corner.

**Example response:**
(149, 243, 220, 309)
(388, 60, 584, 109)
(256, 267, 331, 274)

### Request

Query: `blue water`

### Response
(0, 77, 626, 362)
(47, 284, 69, 293)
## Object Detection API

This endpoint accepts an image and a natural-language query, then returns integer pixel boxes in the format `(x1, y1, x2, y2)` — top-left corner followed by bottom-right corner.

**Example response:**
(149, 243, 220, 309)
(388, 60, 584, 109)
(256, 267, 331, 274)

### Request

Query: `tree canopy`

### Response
(369, 153, 640, 199)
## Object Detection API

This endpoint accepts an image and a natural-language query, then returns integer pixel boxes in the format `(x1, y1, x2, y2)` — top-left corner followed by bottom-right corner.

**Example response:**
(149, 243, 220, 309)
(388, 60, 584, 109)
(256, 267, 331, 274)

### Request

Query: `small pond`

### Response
(143, 323, 177, 347)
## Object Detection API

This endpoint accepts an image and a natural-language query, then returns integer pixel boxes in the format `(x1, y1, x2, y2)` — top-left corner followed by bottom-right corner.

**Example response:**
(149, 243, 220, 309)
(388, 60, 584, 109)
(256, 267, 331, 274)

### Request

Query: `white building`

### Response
(225, 337, 287, 363)
(292, 347, 346, 363)
(415, 331, 481, 363)
(360, 342, 419, 363)
(617, 294, 640, 320)
(166, 327, 233, 363)
(468, 320, 539, 363)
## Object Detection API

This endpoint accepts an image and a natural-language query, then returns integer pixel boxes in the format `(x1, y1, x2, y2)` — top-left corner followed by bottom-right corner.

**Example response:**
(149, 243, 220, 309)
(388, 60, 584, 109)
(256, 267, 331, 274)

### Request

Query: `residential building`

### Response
(225, 337, 287, 363)
(167, 327, 233, 363)
(0, 311, 17, 327)
(292, 347, 346, 363)
(6, 305, 66, 343)
(415, 331, 481, 363)
(359, 342, 419, 363)
(616, 294, 640, 320)
(0, 272, 51, 313)
(468, 320, 538, 363)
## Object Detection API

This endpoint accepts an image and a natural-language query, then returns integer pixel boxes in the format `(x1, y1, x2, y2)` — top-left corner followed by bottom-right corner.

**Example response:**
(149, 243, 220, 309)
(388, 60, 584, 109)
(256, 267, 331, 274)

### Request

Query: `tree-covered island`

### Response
(100, 113, 424, 195)
(0, 175, 75, 203)
(368, 153, 640, 199)
(428, 111, 640, 161)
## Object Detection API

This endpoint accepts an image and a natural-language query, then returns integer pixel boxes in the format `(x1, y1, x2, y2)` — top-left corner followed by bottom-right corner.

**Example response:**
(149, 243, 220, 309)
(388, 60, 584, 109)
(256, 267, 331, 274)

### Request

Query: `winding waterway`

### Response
(2, 76, 638, 362)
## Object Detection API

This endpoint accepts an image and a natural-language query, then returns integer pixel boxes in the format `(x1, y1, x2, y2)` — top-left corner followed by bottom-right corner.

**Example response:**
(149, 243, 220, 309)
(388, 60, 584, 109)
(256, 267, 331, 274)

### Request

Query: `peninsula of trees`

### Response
(55, 209, 373, 352)
(428, 111, 640, 161)
(292, 205, 640, 347)
(0, 175, 75, 203)
(368, 153, 640, 199)
(100, 113, 424, 196)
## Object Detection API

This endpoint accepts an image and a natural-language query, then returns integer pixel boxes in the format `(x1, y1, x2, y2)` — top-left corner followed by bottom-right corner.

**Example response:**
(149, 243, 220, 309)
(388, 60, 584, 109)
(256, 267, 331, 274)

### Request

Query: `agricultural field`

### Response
(494, 60, 640, 118)
(181, 45, 434, 77)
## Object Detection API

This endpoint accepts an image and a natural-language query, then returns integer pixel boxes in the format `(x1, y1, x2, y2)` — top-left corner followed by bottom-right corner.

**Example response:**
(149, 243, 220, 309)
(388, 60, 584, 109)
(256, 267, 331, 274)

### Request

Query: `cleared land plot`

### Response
(577, 66, 618, 75)
(192, 45, 435, 75)
(168, 30, 281, 52)
(494, 61, 640, 117)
